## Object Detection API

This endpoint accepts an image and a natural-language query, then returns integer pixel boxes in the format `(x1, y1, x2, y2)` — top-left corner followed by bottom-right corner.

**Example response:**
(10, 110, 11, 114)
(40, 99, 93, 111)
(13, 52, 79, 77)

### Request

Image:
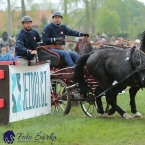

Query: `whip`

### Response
(64, 9, 94, 36)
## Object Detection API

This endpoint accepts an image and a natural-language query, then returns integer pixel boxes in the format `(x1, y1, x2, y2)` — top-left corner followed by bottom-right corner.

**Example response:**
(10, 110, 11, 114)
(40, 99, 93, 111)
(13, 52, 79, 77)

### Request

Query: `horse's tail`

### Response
(73, 53, 91, 92)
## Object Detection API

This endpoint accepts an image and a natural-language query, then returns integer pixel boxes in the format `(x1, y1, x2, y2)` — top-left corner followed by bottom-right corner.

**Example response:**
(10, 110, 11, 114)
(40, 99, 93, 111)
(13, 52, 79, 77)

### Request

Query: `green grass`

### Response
(1, 88, 145, 145)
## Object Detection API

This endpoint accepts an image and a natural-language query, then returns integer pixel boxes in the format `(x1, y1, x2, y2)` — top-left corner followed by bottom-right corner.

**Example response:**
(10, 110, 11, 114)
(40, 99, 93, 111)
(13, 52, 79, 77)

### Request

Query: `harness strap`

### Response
(125, 47, 138, 84)
(95, 69, 137, 98)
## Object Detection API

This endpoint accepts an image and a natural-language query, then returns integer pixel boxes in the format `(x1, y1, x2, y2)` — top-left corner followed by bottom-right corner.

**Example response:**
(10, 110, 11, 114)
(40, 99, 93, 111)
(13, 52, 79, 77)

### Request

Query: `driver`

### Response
(42, 11, 89, 67)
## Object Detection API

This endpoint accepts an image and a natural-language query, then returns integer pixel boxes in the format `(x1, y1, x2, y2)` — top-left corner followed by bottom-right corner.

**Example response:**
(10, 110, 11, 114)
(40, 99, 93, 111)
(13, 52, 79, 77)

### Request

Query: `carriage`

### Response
(36, 33, 145, 120)
(36, 45, 109, 118)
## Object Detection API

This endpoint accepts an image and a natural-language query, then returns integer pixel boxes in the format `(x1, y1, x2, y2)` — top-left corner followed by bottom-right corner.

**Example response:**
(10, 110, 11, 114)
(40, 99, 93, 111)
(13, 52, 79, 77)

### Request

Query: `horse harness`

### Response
(125, 46, 145, 88)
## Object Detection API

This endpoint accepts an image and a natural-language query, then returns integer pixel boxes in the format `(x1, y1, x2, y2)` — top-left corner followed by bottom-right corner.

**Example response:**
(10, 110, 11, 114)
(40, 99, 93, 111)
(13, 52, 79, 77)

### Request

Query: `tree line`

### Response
(1, 0, 145, 40)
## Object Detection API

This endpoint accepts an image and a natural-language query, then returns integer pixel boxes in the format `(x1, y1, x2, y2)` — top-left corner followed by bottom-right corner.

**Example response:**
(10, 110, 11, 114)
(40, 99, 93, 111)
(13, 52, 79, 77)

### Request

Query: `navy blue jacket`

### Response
(42, 22, 81, 45)
(15, 29, 41, 60)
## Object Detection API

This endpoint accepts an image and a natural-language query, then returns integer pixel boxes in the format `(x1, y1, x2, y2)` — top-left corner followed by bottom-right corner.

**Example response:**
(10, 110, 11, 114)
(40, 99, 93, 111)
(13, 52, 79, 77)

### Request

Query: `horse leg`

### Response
(105, 91, 133, 119)
(129, 86, 142, 117)
(96, 99, 104, 114)
(108, 85, 127, 115)
(89, 70, 133, 119)
(107, 94, 117, 115)
(95, 86, 106, 115)
(98, 81, 122, 115)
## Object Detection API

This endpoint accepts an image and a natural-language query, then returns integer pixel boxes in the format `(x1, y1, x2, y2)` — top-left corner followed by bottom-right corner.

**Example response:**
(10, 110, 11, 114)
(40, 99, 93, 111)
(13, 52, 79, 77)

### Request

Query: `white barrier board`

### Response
(9, 64, 51, 122)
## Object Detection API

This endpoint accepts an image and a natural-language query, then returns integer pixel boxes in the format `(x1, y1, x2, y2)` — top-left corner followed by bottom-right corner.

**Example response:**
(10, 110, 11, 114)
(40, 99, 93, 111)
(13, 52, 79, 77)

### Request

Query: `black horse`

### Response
(74, 36, 145, 119)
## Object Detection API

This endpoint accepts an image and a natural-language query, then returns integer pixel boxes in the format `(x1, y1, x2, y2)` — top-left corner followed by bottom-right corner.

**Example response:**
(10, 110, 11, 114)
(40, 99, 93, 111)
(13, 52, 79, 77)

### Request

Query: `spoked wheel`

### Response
(51, 79, 71, 115)
(80, 93, 109, 118)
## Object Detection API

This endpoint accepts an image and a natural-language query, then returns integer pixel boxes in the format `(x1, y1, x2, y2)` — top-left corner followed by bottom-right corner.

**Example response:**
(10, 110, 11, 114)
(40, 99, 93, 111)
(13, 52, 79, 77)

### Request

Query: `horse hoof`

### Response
(123, 113, 134, 120)
(108, 108, 116, 115)
(98, 113, 108, 118)
(133, 112, 142, 117)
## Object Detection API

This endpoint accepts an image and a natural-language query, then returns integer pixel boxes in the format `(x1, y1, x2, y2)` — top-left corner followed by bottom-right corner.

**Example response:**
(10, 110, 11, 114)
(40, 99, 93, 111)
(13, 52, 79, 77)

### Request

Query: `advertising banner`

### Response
(9, 64, 51, 122)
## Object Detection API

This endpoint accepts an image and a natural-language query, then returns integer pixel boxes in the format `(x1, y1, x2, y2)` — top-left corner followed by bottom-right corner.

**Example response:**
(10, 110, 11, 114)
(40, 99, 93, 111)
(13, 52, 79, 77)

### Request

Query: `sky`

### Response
(138, 0, 145, 3)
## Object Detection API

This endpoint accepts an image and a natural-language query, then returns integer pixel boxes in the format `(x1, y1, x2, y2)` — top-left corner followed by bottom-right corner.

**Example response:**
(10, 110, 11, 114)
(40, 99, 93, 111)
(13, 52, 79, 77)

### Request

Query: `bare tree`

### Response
(63, 0, 67, 25)
(21, 0, 26, 17)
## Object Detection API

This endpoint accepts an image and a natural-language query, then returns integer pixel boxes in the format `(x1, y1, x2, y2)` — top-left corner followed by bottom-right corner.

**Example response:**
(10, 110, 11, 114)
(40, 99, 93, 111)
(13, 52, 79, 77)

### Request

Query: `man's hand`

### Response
(81, 33, 89, 37)
(30, 50, 37, 55)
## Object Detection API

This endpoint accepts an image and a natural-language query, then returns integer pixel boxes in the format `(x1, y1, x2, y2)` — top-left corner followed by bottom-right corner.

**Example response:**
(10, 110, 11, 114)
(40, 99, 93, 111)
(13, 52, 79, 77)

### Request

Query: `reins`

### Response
(95, 69, 138, 98)
(139, 49, 145, 55)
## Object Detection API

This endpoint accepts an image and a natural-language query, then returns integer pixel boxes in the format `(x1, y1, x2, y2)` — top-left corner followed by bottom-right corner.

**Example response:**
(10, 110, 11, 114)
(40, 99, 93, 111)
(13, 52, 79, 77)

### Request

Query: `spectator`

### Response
(6, 45, 12, 60)
(126, 38, 131, 47)
(134, 39, 140, 47)
(110, 36, 116, 45)
(114, 37, 124, 46)
(11, 35, 16, 43)
(94, 33, 107, 49)
(9, 35, 16, 51)
(2, 30, 8, 42)
(94, 39, 103, 49)
(3, 41, 7, 47)
(96, 33, 101, 41)
(114, 39, 119, 45)
(11, 51, 18, 61)
(0, 47, 11, 61)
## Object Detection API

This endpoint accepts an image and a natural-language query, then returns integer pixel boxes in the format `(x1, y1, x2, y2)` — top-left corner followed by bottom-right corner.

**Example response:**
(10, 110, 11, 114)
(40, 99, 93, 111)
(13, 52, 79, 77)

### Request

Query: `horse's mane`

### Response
(140, 31, 145, 51)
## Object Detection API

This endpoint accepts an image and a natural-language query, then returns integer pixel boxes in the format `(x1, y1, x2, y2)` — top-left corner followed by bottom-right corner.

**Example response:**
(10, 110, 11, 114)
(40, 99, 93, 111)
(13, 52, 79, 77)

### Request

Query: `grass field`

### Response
(1, 88, 145, 145)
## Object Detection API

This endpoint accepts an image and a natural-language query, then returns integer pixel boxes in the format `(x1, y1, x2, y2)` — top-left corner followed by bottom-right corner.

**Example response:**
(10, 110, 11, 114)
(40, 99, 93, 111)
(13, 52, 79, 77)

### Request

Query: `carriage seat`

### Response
(36, 44, 67, 68)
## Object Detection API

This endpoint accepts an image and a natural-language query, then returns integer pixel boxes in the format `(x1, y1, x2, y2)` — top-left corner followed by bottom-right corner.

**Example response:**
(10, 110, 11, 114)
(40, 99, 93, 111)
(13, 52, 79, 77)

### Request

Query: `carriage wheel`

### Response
(51, 79, 71, 115)
(80, 93, 109, 118)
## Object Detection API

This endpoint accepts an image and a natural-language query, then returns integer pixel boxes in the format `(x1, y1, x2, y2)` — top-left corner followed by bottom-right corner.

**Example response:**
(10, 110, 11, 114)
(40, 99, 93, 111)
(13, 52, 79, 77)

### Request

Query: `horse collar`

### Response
(125, 47, 142, 86)
(125, 47, 134, 72)
(136, 49, 145, 72)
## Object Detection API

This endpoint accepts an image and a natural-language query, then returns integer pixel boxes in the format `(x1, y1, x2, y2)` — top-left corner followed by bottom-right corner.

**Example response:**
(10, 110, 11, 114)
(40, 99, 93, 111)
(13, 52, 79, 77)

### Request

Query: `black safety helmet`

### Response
(21, 16, 32, 23)
(52, 11, 63, 18)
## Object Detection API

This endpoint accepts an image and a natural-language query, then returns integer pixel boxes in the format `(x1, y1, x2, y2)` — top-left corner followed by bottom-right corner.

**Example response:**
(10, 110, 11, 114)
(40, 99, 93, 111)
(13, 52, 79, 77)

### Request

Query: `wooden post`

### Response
(0, 65, 10, 126)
